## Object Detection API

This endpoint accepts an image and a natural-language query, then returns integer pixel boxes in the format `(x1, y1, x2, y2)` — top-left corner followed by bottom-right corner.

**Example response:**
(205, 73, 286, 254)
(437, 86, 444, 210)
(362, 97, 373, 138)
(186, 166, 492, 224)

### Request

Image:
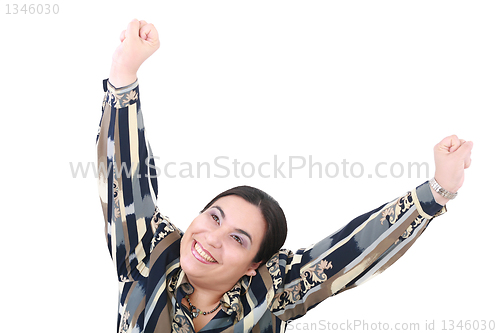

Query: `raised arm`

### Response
(96, 19, 161, 281)
(263, 135, 473, 322)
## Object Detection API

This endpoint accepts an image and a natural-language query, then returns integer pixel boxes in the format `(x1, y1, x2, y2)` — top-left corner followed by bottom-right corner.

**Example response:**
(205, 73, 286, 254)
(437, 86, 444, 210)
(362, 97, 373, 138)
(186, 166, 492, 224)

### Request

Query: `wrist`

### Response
(430, 186, 450, 206)
(109, 63, 137, 88)
(429, 177, 457, 206)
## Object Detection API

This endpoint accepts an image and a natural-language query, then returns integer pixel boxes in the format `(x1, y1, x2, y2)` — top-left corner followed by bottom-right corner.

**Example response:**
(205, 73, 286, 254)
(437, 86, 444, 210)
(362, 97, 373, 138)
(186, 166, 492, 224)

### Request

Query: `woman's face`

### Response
(180, 195, 266, 292)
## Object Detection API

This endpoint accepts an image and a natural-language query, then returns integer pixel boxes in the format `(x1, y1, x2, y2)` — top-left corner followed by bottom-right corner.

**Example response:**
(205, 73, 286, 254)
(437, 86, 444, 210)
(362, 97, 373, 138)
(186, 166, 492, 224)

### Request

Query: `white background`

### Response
(1, 1, 499, 332)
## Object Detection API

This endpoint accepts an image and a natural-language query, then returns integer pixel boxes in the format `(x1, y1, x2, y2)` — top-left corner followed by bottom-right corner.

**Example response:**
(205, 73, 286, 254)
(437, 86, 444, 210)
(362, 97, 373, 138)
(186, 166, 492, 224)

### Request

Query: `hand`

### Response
(432, 135, 473, 205)
(109, 19, 160, 88)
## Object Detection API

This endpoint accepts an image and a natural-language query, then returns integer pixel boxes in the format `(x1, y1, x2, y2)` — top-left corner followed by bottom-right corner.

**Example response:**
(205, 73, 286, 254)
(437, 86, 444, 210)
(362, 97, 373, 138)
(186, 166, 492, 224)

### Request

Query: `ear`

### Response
(245, 261, 262, 277)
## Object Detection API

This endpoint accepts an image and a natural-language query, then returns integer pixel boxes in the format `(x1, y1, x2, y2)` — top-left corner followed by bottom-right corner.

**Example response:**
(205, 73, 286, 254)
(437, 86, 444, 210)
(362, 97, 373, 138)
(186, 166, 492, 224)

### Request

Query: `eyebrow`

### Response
(212, 205, 253, 244)
(213, 205, 226, 219)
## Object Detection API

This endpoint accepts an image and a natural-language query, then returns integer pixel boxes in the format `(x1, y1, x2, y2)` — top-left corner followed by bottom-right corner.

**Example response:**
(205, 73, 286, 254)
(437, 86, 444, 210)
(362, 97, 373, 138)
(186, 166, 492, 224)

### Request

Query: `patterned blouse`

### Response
(96, 79, 446, 333)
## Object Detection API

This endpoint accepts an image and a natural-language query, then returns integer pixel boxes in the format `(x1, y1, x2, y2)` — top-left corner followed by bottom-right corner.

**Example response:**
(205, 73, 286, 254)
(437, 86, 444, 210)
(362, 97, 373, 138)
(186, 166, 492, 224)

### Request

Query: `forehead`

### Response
(212, 195, 266, 235)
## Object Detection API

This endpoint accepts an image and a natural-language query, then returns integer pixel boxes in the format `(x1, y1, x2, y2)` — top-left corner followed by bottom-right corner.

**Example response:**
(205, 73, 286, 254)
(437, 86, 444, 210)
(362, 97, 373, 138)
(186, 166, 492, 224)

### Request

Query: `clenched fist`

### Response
(109, 19, 160, 88)
(432, 135, 473, 205)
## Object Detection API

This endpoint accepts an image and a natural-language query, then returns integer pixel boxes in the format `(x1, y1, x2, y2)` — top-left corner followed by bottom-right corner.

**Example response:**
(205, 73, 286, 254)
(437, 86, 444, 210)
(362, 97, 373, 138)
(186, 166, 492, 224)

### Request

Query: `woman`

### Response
(97, 19, 473, 333)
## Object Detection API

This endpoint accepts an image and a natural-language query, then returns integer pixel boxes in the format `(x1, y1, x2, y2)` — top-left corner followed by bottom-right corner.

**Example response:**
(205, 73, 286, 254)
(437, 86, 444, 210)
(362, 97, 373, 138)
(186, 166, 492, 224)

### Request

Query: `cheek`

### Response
(180, 220, 201, 250)
(223, 242, 252, 264)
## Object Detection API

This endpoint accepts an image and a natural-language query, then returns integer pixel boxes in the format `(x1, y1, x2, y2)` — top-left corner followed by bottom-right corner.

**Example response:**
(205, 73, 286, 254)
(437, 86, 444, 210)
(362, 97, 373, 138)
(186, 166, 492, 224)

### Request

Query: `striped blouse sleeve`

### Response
(96, 79, 159, 281)
(266, 182, 446, 322)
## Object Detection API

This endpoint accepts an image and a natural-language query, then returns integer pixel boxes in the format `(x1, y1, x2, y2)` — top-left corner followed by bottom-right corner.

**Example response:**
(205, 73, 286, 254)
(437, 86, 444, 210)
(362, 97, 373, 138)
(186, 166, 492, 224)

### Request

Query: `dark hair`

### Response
(201, 185, 287, 265)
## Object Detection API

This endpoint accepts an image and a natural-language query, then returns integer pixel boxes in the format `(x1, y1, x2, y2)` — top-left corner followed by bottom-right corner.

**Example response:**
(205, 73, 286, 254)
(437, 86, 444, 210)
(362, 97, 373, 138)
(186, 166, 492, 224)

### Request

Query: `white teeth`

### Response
(195, 242, 217, 263)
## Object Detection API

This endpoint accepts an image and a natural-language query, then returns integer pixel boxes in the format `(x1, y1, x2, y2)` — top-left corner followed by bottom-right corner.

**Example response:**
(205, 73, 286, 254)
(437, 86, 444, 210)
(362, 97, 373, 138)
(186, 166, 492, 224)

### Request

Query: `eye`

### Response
(211, 214, 220, 225)
(231, 235, 243, 245)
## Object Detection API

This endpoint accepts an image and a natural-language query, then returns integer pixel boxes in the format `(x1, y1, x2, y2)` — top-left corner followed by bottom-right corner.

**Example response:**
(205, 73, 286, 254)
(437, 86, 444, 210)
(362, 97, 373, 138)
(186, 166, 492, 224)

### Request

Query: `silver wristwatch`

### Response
(429, 177, 458, 200)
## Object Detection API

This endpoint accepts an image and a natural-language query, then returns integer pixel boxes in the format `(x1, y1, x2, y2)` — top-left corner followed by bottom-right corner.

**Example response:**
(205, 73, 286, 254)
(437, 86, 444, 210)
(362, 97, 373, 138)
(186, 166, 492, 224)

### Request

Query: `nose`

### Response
(205, 226, 224, 249)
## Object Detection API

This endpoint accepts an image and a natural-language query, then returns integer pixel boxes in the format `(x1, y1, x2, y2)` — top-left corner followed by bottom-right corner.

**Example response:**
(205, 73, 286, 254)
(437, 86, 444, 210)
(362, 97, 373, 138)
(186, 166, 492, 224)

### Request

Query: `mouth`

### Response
(192, 240, 218, 264)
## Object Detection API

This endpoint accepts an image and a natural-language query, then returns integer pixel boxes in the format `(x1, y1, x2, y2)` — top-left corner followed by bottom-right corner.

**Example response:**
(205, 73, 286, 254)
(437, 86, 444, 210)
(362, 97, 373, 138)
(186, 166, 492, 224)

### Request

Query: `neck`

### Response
(186, 280, 225, 311)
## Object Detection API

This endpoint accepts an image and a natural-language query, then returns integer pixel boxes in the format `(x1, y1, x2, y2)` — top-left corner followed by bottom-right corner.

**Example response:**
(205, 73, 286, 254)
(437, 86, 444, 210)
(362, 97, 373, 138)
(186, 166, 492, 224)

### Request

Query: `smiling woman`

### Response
(200, 185, 288, 264)
(179, 194, 268, 327)
(96, 19, 473, 333)
(180, 195, 266, 287)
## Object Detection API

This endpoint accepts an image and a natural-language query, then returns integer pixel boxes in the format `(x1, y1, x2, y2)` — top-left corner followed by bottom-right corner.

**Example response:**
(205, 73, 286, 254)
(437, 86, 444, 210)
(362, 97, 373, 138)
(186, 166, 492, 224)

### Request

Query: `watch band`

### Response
(429, 177, 458, 200)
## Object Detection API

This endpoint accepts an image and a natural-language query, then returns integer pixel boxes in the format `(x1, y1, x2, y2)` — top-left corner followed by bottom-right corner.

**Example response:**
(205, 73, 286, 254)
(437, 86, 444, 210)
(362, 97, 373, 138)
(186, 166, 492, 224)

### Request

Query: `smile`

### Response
(192, 241, 218, 264)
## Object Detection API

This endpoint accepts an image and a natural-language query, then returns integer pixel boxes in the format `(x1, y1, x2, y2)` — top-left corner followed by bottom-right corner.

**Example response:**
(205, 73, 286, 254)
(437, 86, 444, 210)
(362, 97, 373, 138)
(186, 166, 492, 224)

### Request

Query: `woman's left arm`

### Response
(265, 135, 473, 322)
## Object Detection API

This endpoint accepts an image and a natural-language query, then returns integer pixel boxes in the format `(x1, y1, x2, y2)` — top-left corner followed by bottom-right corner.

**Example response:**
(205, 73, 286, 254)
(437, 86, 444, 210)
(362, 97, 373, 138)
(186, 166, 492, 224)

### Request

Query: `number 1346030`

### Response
(6, 4, 59, 14)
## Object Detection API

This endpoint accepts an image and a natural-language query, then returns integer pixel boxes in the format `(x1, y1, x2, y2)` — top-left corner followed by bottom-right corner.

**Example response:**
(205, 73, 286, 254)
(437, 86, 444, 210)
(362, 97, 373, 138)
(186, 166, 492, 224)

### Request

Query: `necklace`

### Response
(185, 295, 221, 318)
